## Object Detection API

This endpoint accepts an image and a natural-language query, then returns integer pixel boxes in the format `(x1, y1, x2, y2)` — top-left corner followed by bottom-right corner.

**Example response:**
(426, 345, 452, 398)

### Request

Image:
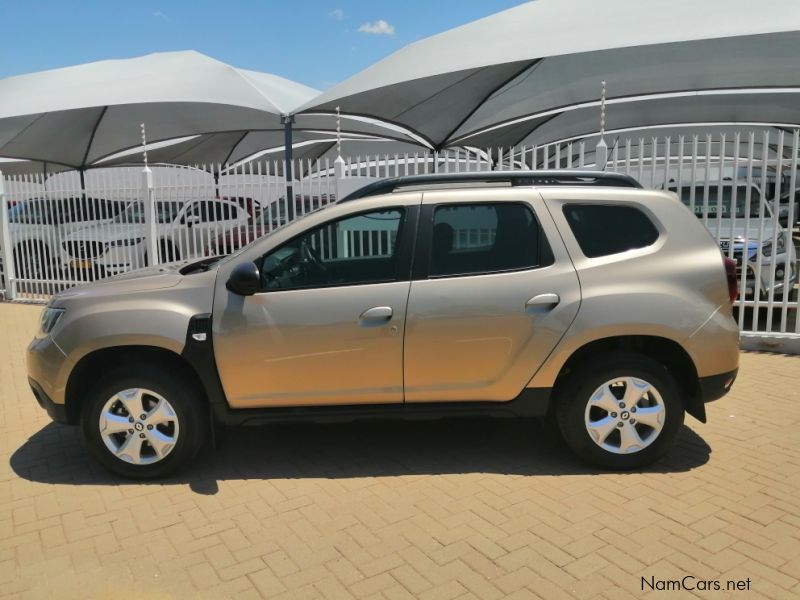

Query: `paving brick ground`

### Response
(1, 301, 799, 599)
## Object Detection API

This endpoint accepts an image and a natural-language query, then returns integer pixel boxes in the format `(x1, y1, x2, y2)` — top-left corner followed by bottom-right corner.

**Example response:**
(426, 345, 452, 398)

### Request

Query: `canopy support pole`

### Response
(282, 115, 295, 222)
(595, 80, 608, 170)
(140, 124, 158, 266)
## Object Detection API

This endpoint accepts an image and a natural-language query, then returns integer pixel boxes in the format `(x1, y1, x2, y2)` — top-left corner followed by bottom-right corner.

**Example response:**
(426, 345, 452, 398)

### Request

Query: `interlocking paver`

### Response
(1, 302, 799, 598)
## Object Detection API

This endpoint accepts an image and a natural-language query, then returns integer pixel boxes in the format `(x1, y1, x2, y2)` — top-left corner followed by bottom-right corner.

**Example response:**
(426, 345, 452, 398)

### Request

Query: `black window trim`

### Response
(256, 204, 419, 294)
(413, 200, 554, 281)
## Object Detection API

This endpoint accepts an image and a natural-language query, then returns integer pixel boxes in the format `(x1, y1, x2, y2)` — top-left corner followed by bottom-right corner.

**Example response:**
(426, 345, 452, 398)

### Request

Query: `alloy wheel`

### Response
(584, 376, 666, 454)
(98, 388, 180, 465)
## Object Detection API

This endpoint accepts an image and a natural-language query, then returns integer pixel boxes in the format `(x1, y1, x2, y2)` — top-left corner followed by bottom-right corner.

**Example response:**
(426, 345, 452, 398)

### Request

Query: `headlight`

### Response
(108, 237, 144, 247)
(39, 307, 65, 337)
(762, 235, 786, 257)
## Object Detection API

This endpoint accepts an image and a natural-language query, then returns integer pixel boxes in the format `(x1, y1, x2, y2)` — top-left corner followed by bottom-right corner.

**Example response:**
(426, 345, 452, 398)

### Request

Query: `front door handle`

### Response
(359, 306, 393, 323)
(526, 293, 560, 311)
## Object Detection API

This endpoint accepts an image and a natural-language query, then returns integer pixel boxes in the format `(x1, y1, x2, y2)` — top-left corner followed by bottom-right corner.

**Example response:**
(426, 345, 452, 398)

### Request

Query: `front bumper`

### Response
(26, 335, 71, 423)
(28, 377, 68, 424)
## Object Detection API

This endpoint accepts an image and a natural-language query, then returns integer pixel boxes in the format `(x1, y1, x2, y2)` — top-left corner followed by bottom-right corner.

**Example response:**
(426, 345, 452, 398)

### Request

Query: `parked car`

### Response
(213, 193, 336, 255)
(771, 187, 800, 228)
(7, 196, 127, 281)
(61, 198, 249, 279)
(668, 183, 797, 299)
(27, 171, 739, 478)
(220, 195, 261, 219)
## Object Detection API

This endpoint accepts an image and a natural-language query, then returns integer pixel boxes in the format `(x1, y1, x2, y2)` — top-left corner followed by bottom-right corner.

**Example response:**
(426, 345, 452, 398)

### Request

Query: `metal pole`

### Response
(140, 124, 158, 266)
(282, 115, 295, 222)
(334, 106, 346, 202)
(0, 170, 16, 300)
(595, 80, 608, 170)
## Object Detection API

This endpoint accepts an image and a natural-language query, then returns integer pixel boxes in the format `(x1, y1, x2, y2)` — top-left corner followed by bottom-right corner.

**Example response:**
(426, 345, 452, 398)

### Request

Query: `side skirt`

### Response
(210, 388, 552, 427)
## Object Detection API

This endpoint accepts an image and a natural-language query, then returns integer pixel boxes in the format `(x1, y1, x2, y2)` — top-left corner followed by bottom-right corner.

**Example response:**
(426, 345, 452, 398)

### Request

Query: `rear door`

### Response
(403, 188, 581, 403)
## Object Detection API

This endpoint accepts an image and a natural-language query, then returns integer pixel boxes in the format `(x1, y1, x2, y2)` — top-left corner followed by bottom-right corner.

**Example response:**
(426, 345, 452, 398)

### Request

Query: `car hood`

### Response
(711, 220, 779, 242)
(53, 261, 194, 302)
(65, 222, 146, 243)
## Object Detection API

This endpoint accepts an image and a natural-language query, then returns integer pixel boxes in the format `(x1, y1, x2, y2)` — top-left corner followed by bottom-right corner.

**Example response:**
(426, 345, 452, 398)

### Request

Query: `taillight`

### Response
(723, 257, 738, 303)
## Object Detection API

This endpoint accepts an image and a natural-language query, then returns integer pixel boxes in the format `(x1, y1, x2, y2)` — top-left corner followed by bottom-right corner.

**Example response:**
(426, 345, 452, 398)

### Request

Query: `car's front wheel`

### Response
(556, 353, 684, 469)
(81, 365, 207, 478)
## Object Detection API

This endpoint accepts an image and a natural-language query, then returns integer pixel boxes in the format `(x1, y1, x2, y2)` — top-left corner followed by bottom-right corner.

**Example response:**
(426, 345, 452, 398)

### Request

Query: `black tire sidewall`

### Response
(81, 365, 206, 479)
(557, 354, 685, 469)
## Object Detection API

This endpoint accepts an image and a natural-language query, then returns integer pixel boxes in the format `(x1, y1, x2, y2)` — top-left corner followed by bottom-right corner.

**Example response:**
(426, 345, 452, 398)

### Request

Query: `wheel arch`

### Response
(64, 345, 207, 425)
(551, 335, 705, 422)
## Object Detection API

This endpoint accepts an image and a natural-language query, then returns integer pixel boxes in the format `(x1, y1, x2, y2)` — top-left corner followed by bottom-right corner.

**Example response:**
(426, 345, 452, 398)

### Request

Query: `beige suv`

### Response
(26, 171, 740, 478)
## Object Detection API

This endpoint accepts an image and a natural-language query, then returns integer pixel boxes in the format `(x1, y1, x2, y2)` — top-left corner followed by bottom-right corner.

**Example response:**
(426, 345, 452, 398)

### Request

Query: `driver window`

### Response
(258, 208, 405, 291)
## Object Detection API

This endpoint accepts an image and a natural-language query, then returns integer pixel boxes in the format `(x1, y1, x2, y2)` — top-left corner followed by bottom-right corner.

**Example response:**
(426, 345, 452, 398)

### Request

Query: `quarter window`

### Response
(429, 203, 553, 277)
(258, 208, 406, 291)
(563, 204, 659, 258)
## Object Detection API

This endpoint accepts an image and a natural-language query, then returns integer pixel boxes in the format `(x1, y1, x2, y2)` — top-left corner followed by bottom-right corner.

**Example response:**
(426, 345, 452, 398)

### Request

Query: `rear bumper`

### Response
(28, 377, 68, 424)
(698, 368, 738, 404)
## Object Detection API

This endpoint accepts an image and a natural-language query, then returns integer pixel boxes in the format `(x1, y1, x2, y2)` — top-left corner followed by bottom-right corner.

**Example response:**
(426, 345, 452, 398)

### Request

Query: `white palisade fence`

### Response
(0, 131, 798, 341)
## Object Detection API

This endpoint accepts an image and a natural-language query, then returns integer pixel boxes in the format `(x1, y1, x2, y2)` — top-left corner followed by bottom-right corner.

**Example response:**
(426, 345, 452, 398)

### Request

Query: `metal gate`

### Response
(1, 131, 798, 342)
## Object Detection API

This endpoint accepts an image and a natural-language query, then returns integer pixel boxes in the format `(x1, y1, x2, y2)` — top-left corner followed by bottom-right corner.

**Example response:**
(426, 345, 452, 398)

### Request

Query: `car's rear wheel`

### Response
(81, 365, 207, 478)
(556, 353, 684, 469)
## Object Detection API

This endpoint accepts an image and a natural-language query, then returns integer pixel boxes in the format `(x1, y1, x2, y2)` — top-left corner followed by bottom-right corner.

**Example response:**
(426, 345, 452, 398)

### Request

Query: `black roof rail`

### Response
(339, 170, 642, 202)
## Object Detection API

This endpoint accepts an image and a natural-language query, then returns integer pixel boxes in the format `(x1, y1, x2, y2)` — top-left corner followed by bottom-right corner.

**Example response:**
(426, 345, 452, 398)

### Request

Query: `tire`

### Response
(80, 364, 208, 479)
(14, 242, 52, 280)
(556, 353, 684, 469)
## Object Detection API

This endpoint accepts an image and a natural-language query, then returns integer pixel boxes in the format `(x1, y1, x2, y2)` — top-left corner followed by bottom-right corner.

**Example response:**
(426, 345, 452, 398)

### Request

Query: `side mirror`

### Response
(184, 215, 201, 227)
(226, 262, 261, 296)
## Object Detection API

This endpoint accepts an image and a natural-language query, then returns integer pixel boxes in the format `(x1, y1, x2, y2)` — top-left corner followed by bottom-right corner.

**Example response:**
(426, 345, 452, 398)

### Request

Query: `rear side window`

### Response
(430, 202, 553, 277)
(563, 204, 659, 258)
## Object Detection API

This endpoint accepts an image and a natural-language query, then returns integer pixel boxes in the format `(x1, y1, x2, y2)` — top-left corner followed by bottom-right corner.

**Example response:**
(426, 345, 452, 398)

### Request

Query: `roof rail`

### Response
(339, 170, 642, 202)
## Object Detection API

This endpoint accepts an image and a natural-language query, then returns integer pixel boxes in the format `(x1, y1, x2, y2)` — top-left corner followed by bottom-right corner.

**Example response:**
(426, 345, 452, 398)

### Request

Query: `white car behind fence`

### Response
(8, 196, 128, 285)
(62, 198, 249, 279)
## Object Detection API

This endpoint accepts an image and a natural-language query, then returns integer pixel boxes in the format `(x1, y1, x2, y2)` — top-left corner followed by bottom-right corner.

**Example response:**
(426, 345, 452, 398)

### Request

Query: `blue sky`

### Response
(0, 1, 526, 90)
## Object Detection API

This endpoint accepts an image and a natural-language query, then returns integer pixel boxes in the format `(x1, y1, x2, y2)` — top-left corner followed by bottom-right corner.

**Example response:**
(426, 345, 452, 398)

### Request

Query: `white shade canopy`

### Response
(0, 51, 423, 172)
(297, 0, 800, 148)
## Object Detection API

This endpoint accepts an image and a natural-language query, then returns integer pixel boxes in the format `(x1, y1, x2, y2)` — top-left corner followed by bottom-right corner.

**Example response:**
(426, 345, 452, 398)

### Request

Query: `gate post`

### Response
(142, 166, 158, 266)
(334, 155, 346, 201)
(0, 171, 16, 300)
(140, 123, 158, 266)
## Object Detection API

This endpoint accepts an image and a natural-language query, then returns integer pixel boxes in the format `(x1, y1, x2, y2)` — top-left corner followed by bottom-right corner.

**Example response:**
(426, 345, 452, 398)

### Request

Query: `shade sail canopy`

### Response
(0, 51, 323, 169)
(298, 0, 800, 148)
(0, 51, 423, 173)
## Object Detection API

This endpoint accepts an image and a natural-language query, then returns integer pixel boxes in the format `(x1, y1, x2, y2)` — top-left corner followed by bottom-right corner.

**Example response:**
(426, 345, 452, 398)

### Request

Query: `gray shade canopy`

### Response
(298, 0, 800, 148)
(0, 51, 423, 173)
(0, 51, 321, 170)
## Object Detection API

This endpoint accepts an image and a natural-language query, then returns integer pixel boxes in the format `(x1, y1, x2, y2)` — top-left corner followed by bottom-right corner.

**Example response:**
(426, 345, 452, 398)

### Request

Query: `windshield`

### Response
(673, 186, 766, 219)
(114, 201, 182, 224)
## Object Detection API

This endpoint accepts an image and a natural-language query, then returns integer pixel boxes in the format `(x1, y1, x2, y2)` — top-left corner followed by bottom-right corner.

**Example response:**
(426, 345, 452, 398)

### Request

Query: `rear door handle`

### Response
(359, 306, 393, 323)
(526, 293, 560, 311)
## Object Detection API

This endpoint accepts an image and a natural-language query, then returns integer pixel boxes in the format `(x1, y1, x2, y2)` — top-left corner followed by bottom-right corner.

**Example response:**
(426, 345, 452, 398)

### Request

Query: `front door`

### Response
(403, 189, 581, 402)
(213, 205, 416, 408)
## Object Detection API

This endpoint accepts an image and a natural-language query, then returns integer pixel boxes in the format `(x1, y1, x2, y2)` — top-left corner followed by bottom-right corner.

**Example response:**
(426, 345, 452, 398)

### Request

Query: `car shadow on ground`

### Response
(10, 418, 711, 495)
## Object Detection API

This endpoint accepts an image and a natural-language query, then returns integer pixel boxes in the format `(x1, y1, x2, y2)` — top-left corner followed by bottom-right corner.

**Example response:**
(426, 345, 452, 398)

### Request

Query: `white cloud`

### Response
(152, 10, 168, 20)
(358, 19, 395, 35)
(329, 8, 344, 21)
